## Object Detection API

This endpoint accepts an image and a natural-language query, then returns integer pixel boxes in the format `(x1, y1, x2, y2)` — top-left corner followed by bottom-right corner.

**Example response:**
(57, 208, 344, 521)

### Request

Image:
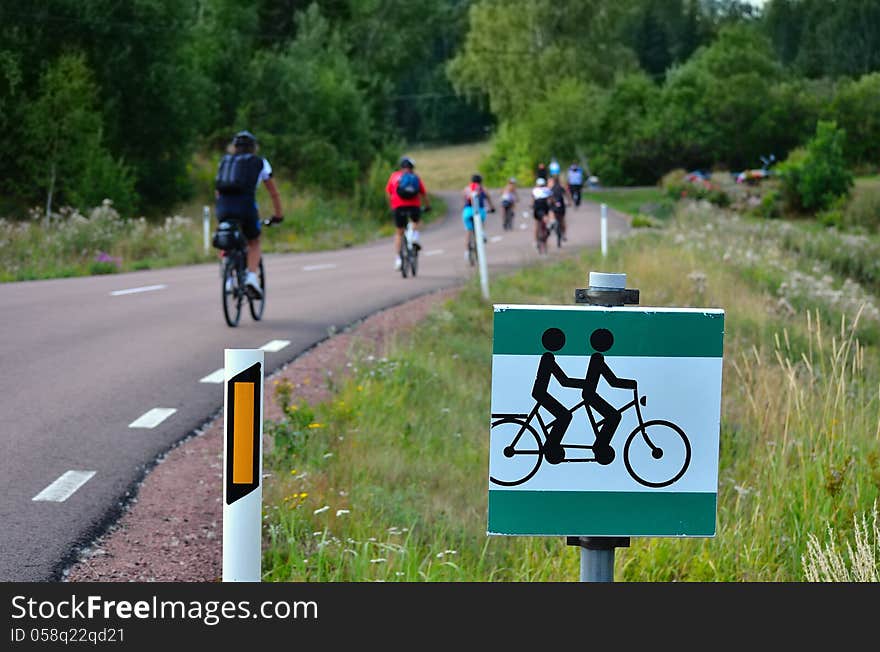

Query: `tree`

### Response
(23, 53, 137, 217)
(447, 0, 637, 121)
(778, 120, 853, 213)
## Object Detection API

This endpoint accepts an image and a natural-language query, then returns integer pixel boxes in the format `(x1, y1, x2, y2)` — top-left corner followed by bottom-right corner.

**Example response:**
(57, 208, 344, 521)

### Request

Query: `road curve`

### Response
(0, 193, 629, 580)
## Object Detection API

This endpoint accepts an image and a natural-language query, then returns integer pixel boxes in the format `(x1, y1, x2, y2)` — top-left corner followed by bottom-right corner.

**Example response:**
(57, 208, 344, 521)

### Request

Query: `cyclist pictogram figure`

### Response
(531, 328, 587, 465)
(490, 326, 691, 488)
(582, 328, 637, 465)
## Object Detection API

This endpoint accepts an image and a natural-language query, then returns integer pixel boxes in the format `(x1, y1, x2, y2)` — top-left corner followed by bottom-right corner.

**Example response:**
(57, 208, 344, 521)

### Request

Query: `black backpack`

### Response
(215, 153, 263, 195)
(396, 171, 421, 199)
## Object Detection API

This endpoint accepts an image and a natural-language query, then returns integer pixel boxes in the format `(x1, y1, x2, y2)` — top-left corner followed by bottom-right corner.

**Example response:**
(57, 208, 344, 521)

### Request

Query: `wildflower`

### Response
(336, 509, 350, 517)
(308, 422, 324, 429)
(369, 558, 387, 564)
(313, 505, 330, 515)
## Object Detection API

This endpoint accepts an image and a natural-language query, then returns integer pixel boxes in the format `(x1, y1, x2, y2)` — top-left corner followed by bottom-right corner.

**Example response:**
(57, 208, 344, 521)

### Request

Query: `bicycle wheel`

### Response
(623, 420, 691, 488)
(222, 256, 243, 327)
(489, 418, 543, 487)
(249, 257, 265, 320)
(409, 246, 418, 277)
(400, 244, 408, 278)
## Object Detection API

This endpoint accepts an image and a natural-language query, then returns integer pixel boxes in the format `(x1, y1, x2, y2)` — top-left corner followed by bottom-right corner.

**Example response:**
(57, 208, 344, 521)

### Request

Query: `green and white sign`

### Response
(488, 304, 724, 537)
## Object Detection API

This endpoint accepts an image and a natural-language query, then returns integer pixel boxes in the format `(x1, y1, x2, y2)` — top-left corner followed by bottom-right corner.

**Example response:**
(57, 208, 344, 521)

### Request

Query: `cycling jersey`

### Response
(464, 182, 487, 208)
(387, 169, 427, 209)
(216, 156, 273, 234)
(567, 166, 584, 186)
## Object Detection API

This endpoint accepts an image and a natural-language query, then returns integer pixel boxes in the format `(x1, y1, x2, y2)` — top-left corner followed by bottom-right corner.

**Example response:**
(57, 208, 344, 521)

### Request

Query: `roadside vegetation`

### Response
(259, 194, 880, 581)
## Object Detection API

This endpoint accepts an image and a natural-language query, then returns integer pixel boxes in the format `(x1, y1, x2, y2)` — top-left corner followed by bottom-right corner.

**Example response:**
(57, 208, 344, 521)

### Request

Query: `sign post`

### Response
(487, 272, 724, 582)
(471, 191, 490, 300)
(203, 205, 211, 255)
(222, 348, 264, 582)
(600, 204, 608, 257)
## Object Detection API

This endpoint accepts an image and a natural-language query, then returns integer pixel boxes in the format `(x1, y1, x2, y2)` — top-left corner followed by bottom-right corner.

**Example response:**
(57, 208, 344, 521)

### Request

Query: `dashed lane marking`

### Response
(490, 236, 503, 243)
(424, 249, 444, 257)
(33, 471, 96, 502)
(303, 264, 337, 272)
(200, 369, 226, 384)
(128, 407, 177, 429)
(109, 284, 167, 296)
(260, 340, 290, 353)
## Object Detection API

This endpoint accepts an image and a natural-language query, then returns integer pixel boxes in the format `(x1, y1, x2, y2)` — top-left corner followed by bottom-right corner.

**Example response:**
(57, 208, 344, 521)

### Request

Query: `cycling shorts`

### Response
(533, 200, 549, 220)
(393, 206, 421, 229)
(462, 205, 486, 231)
(216, 196, 261, 240)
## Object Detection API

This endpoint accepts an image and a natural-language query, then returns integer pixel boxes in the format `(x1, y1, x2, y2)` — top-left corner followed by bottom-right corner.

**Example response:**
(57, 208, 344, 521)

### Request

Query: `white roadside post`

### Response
(222, 348, 265, 582)
(600, 203, 608, 257)
(203, 205, 211, 255)
(471, 191, 490, 300)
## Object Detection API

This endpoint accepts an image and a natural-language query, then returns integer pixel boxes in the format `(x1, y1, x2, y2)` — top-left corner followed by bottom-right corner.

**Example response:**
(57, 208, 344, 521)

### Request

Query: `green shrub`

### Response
(843, 185, 880, 231)
(661, 168, 688, 199)
(777, 121, 853, 213)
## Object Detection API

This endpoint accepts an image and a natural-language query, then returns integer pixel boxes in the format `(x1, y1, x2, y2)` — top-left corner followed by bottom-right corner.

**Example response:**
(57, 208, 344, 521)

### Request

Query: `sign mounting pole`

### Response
(567, 271, 640, 582)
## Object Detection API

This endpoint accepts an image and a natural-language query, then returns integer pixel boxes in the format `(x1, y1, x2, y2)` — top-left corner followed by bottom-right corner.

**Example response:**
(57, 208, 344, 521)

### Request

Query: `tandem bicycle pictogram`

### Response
(489, 327, 691, 488)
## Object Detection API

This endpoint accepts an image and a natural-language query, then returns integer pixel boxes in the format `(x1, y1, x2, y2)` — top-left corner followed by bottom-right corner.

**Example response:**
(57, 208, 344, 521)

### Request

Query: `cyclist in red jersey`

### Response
(386, 156, 431, 270)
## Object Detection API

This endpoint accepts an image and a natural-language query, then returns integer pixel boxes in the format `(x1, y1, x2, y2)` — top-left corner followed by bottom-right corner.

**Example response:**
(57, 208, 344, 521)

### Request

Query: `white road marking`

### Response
(110, 284, 167, 296)
(260, 340, 290, 353)
(199, 369, 226, 384)
(128, 407, 177, 429)
(490, 236, 503, 243)
(424, 249, 444, 257)
(33, 470, 96, 502)
(303, 263, 337, 272)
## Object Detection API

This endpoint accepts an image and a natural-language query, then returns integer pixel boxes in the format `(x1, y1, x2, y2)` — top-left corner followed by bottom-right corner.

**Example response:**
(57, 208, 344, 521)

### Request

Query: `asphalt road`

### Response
(0, 193, 628, 581)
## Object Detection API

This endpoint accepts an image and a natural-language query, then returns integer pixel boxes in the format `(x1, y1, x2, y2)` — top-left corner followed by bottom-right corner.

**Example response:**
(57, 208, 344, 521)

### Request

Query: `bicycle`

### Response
(535, 212, 550, 254)
(546, 212, 563, 249)
(502, 200, 515, 231)
(399, 220, 418, 278)
(214, 218, 276, 327)
(489, 387, 691, 488)
(466, 229, 478, 267)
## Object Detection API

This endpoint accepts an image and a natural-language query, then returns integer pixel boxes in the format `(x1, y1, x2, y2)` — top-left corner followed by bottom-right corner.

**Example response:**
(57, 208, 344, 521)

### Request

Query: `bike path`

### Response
(0, 193, 629, 580)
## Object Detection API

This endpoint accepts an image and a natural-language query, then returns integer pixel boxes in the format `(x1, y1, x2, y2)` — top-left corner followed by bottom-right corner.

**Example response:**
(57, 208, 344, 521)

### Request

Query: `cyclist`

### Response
(461, 173, 496, 260)
(531, 177, 552, 251)
(566, 161, 584, 207)
(582, 328, 638, 465)
(535, 162, 548, 182)
(386, 156, 430, 270)
(548, 157, 561, 178)
(548, 175, 571, 242)
(214, 130, 284, 300)
(532, 328, 587, 464)
(500, 177, 518, 230)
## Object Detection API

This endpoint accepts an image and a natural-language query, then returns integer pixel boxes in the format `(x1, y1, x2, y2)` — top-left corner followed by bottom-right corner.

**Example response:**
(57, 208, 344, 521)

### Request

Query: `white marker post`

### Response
(471, 192, 490, 300)
(222, 348, 265, 582)
(600, 203, 608, 257)
(203, 206, 211, 255)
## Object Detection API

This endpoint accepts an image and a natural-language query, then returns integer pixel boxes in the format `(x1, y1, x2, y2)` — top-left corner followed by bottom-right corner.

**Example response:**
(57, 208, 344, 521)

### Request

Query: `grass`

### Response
(260, 199, 880, 582)
(582, 187, 671, 219)
(0, 154, 447, 282)
(407, 141, 492, 192)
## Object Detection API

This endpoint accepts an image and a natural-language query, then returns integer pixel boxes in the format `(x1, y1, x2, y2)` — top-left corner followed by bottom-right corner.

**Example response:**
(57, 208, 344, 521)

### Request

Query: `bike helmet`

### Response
(536, 177, 546, 186)
(471, 173, 482, 183)
(508, 177, 517, 184)
(399, 156, 415, 169)
(233, 130, 257, 146)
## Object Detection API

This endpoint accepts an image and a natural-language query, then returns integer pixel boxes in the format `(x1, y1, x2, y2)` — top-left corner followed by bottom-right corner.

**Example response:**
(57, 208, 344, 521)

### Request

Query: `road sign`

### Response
(488, 304, 724, 537)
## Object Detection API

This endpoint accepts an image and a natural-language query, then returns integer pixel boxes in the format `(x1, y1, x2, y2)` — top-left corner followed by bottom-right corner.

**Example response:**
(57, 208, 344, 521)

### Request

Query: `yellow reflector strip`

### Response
(232, 382, 255, 484)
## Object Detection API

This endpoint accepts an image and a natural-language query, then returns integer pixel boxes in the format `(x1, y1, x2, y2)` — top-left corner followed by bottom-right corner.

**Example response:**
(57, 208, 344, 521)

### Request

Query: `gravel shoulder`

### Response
(64, 286, 461, 582)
